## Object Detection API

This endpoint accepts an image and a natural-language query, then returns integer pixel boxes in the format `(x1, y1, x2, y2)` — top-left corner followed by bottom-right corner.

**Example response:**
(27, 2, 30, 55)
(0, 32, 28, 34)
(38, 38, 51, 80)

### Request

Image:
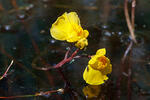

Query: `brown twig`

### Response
(131, 0, 136, 30)
(122, 41, 133, 63)
(33, 48, 79, 70)
(117, 1, 136, 99)
(0, 60, 14, 80)
(124, 0, 137, 43)
(127, 56, 132, 100)
(0, 46, 49, 86)
(11, 0, 18, 10)
(0, 88, 64, 99)
(0, 3, 4, 11)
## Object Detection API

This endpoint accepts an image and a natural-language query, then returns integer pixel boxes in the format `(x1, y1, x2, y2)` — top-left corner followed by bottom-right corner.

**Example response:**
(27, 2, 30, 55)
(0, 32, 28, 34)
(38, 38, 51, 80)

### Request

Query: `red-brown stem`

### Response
(0, 60, 14, 80)
(117, 39, 133, 100)
(53, 49, 79, 68)
(124, 0, 137, 43)
(74, 55, 91, 59)
(19, 11, 56, 87)
(131, 0, 136, 29)
(0, 3, 4, 11)
(127, 63, 132, 100)
(0, 46, 48, 86)
(122, 41, 133, 63)
(116, 75, 121, 100)
(33, 48, 79, 70)
(127, 49, 132, 100)
(64, 48, 70, 59)
(11, 0, 18, 10)
(123, 1, 136, 99)
(0, 89, 59, 99)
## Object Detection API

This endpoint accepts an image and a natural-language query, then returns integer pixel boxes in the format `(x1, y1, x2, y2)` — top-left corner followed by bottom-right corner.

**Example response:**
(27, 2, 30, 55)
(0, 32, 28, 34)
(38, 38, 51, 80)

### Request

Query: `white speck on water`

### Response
(104, 31, 111, 36)
(112, 32, 115, 35)
(142, 24, 146, 28)
(12, 47, 17, 50)
(18, 14, 25, 19)
(4, 25, 11, 31)
(118, 32, 122, 35)
(26, 4, 34, 10)
(102, 25, 108, 29)
(40, 30, 45, 34)
(50, 39, 55, 44)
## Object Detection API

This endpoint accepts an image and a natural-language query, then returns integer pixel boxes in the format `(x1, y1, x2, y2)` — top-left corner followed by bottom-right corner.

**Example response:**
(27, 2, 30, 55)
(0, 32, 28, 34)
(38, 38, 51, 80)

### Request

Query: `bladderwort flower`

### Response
(50, 12, 89, 49)
(83, 48, 112, 85)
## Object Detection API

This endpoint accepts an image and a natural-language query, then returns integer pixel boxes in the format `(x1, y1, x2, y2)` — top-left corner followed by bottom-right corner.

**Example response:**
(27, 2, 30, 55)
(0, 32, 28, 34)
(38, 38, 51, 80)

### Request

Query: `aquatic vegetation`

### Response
(1, 0, 150, 99)
(0, 60, 13, 80)
(83, 48, 112, 85)
(0, 11, 112, 99)
(50, 12, 89, 49)
(50, 12, 112, 85)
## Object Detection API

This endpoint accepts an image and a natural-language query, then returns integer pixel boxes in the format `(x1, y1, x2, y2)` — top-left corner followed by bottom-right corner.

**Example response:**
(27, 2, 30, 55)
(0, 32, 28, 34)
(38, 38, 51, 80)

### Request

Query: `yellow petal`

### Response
(83, 30, 89, 38)
(101, 64, 112, 75)
(65, 25, 83, 42)
(75, 38, 88, 49)
(65, 12, 83, 42)
(83, 65, 108, 85)
(66, 12, 80, 25)
(88, 55, 99, 65)
(96, 48, 106, 56)
(50, 12, 69, 40)
(50, 12, 89, 44)
(50, 12, 81, 41)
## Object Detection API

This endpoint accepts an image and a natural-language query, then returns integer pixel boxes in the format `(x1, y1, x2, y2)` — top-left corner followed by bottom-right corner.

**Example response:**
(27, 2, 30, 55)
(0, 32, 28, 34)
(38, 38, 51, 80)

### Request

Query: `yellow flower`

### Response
(50, 12, 89, 49)
(83, 48, 112, 85)
(75, 38, 88, 49)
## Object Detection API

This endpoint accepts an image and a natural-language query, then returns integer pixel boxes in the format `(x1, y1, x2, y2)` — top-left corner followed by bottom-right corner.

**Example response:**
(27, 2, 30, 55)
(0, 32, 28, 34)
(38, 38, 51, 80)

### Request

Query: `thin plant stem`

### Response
(119, 1, 136, 99)
(33, 48, 79, 70)
(0, 46, 48, 86)
(124, 0, 137, 43)
(0, 3, 4, 11)
(0, 60, 14, 80)
(127, 55, 132, 100)
(11, 0, 18, 10)
(122, 41, 133, 63)
(0, 89, 62, 99)
(0, 94, 37, 99)
(131, 0, 136, 30)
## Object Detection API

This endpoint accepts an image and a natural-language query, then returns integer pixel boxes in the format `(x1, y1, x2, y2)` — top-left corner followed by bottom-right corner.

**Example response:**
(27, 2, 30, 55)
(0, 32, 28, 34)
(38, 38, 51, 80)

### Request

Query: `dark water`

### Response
(0, 0, 150, 100)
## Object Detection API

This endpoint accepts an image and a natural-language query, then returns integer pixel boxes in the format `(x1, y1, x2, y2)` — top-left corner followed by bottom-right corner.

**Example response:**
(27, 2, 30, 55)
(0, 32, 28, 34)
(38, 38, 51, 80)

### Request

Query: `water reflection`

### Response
(83, 85, 101, 99)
